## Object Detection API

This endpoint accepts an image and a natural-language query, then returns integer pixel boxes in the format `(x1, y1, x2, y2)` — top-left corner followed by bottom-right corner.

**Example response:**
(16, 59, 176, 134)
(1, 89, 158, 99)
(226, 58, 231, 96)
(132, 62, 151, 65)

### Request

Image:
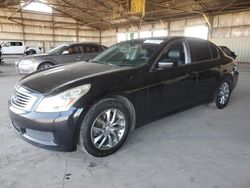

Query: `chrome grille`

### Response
(11, 85, 37, 111)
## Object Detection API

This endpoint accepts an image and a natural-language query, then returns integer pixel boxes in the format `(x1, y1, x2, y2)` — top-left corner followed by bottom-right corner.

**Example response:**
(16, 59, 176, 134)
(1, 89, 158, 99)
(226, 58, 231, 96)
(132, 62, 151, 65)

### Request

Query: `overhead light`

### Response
(22, 2, 52, 13)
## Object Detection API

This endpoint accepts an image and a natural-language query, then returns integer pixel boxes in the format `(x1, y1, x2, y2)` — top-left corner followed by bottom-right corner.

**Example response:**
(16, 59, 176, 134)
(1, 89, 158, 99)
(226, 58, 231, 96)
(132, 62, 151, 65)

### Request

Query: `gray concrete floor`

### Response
(1, 59, 250, 188)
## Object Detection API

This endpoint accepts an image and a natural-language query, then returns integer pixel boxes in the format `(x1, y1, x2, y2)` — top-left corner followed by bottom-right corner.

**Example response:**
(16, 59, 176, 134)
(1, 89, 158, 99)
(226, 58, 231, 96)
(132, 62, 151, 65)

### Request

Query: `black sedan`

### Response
(9, 37, 239, 157)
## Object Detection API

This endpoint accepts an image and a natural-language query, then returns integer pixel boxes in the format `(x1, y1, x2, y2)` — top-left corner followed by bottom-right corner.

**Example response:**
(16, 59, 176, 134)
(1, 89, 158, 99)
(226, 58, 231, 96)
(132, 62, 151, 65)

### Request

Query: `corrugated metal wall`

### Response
(0, 9, 100, 53)
(211, 37, 250, 62)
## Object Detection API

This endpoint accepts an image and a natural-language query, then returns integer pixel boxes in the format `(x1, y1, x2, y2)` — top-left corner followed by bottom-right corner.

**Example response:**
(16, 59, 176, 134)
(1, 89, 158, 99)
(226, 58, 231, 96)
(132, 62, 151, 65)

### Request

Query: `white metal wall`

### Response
(211, 37, 250, 63)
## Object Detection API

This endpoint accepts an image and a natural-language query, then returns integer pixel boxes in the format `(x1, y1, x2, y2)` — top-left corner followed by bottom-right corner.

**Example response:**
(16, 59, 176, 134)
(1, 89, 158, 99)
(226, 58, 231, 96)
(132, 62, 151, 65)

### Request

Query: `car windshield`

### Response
(48, 44, 69, 55)
(92, 39, 164, 67)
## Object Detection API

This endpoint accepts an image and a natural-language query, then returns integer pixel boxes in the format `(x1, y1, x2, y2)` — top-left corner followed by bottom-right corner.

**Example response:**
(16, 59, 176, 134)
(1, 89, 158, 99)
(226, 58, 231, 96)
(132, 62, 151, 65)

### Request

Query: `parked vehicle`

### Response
(219, 46, 237, 59)
(15, 42, 107, 74)
(0, 41, 41, 55)
(9, 37, 239, 157)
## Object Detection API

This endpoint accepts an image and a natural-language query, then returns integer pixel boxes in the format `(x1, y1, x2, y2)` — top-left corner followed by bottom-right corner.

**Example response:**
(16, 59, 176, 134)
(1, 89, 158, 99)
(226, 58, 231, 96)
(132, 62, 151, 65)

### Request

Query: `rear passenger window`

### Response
(209, 43, 219, 59)
(66, 46, 81, 54)
(89, 45, 99, 53)
(188, 39, 211, 62)
(15, 42, 23, 46)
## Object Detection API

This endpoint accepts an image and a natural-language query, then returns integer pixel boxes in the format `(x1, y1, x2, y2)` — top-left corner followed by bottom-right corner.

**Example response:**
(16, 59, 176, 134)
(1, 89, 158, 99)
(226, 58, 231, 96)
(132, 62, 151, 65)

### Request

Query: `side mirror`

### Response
(62, 50, 69, 55)
(158, 61, 175, 69)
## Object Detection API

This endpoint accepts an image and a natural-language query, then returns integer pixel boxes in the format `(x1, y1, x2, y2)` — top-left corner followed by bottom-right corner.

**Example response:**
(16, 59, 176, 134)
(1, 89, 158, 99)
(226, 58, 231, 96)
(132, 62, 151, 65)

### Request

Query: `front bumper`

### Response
(9, 105, 84, 151)
(15, 66, 34, 75)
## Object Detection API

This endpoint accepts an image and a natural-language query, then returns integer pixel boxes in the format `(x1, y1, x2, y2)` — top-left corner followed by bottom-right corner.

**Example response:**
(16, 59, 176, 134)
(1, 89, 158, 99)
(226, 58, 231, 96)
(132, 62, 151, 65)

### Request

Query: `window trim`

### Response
(150, 39, 192, 72)
(208, 42, 221, 61)
(187, 39, 219, 64)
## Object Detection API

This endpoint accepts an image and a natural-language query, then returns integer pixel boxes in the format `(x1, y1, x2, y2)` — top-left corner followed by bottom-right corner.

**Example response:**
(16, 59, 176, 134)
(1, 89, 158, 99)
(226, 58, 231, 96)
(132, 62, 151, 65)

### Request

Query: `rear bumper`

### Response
(9, 105, 84, 151)
(233, 70, 239, 89)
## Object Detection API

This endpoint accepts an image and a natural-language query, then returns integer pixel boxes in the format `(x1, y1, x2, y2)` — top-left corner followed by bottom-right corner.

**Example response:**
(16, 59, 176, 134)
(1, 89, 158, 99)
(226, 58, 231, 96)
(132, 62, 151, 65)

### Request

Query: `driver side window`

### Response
(159, 41, 189, 66)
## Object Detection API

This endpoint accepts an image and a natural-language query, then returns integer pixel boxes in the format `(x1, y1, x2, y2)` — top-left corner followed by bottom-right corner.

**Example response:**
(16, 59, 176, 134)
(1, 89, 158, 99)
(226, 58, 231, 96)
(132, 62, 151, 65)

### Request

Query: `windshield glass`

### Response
(92, 39, 164, 67)
(48, 44, 69, 55)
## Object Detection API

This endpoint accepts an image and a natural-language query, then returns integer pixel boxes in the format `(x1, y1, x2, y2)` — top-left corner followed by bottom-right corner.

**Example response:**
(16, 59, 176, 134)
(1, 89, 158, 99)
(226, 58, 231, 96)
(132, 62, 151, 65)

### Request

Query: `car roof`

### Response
(120, 36, 208, 44)
(67, 42, 104, 46)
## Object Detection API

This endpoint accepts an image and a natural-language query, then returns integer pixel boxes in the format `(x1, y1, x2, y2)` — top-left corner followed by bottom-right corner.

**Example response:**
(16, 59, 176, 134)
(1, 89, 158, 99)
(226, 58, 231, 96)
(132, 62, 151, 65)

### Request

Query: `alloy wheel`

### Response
(40, 64, 52, 69)
(218, 82, 230, 105)
(90, 108, 126, 150)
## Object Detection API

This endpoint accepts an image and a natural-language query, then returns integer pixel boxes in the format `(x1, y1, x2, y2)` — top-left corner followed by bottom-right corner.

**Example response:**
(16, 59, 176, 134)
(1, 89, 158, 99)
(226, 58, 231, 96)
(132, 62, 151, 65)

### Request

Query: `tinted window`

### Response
(188, 39, 211, 62)
(15, 42, 23, 46)
(209, 43, 219, 59)
(89, 45, 99, 53)
(83, 45, 92, 53)
(66, 46, 81, 54)
(159, 41, 188, 66)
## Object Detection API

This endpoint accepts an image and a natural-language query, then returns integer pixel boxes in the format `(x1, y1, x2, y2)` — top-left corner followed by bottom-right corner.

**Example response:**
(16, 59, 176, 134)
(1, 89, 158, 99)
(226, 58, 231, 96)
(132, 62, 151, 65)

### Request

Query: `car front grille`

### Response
(10, 85, 37, 111)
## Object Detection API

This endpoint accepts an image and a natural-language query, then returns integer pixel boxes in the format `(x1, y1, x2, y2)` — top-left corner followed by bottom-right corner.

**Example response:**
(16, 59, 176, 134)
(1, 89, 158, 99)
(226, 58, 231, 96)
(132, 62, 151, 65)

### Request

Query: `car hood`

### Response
(20, 61, 131, 94)
(18, 53, 52, 61)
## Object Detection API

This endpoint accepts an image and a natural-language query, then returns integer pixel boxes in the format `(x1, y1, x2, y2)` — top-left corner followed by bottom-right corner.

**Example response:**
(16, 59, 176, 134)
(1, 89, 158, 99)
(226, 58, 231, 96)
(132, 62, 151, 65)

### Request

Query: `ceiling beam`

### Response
(59, 0, 113, 27)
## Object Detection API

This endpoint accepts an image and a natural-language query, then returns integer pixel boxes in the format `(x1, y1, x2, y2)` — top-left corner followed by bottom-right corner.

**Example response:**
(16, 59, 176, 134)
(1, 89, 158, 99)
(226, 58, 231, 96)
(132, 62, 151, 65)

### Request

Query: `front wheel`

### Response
(79, 98, 131, 157)
(214, 79, 231, 109)
(38, 62, 54, 70)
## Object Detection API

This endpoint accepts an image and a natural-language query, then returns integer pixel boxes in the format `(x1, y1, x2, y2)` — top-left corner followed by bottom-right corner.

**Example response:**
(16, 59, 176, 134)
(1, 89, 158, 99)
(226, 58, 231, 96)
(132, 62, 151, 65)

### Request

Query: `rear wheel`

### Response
(214, 79, 232, 109)
(38, 62, 54, 70)
(79, 98, 130, 157)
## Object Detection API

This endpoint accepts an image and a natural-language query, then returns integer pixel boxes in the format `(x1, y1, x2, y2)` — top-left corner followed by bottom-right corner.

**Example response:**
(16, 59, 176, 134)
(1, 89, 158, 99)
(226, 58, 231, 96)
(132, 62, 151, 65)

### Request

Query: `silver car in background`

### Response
(15, 42, 107, 74)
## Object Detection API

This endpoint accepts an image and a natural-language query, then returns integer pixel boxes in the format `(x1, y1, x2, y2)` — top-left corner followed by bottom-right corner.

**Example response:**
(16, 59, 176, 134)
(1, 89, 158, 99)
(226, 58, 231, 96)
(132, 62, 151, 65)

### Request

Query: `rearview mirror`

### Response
(158, 62, 175, 69)
(62, 50, 69, 55)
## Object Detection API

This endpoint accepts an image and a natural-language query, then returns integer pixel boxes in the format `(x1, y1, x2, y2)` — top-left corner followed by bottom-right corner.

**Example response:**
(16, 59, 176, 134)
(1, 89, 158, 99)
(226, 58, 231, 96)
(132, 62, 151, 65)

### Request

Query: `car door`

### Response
(147, 39, 198, 117)
(186, 39, 219, 101)
(59, 45, 83, 64)
(15, 42, 25, 54)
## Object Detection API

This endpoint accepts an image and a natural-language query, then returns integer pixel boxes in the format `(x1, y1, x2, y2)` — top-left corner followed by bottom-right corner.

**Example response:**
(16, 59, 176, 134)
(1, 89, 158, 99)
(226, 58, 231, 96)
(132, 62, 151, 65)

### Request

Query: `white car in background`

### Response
(0, 41, 41, 55)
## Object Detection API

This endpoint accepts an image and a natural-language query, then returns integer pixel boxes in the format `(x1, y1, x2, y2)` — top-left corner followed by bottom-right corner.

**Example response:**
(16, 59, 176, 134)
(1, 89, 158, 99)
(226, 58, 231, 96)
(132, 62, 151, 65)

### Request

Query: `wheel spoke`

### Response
(98, 135, 107, 148)
(111, 131, 119, 143)
(105, 109, 111, 123)
(96, 117, 106, 126)
(110, 109, 117, 124)
(111, 118, 124, 126)
(93, 127, 104, 133)
(112, 125, 125, 132)
(107, 134, 113, 147)
(94, 134, 104, 144)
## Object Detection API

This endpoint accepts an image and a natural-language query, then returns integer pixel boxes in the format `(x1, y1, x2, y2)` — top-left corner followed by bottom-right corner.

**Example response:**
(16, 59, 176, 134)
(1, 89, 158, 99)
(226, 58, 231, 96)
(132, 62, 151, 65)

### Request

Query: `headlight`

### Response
(19, 59, 36, 70)
(35, 84, 91, 112)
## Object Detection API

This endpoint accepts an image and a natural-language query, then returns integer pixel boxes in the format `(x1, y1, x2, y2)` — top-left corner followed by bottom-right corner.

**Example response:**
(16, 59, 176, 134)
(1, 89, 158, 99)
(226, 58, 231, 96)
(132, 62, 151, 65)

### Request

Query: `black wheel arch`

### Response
(74, 94, 136, 147)
(37, 61, 55, 70)
(219, 73, 234, 90)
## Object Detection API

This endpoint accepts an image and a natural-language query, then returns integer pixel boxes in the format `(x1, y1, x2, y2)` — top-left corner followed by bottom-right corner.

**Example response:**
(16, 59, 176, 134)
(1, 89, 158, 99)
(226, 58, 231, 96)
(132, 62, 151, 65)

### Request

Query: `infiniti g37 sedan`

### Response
(9, 37, 239, 157)
(15, 42, 107, 74)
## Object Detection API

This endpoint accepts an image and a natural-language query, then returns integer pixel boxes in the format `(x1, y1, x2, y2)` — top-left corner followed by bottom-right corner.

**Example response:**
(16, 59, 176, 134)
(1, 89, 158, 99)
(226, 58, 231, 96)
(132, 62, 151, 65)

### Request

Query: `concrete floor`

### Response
(1, 59, 250, 188)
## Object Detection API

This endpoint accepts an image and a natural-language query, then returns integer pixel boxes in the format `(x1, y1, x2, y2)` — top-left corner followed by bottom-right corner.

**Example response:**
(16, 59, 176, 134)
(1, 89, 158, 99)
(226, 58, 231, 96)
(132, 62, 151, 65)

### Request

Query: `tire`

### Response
(79, 98, 131, 157)
(26, 50, 36, 55)
(214, 78, 232, 109)
(38, 62, 54, 70)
